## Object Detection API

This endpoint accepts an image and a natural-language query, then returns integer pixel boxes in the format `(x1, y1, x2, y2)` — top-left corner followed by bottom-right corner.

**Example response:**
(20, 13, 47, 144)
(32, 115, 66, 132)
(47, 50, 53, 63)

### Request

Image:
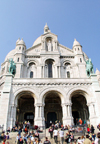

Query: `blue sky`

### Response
(0, 0, 100, 71)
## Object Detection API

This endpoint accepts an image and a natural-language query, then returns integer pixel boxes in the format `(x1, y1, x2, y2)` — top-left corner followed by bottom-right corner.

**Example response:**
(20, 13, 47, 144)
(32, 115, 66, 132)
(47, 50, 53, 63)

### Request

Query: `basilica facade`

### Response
(0, 24, 100, 130)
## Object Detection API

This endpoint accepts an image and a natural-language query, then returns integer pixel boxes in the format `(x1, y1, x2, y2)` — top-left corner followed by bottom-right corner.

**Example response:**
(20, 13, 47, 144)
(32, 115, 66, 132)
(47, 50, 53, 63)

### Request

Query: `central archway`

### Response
(44, 91, 62, 128)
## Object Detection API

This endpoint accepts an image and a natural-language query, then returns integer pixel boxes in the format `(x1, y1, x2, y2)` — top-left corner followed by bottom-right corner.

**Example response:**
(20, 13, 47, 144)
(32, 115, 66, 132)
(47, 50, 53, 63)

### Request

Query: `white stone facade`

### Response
(0, 24, 100, 130)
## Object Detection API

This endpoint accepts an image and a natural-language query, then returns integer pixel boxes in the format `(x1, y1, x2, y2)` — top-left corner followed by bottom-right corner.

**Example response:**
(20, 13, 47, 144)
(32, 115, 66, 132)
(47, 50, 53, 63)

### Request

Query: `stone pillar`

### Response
(0, 73, 13, 130)
(62, 103, 73, 126)
(87, 102, 97, 125)
(34, 103, 45, 127)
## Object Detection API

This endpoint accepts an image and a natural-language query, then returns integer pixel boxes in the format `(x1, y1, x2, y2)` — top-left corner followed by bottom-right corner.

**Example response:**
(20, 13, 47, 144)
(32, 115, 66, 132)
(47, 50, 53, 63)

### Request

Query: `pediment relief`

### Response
(26, 45, 41, 55)
(59, 46, 74, 55)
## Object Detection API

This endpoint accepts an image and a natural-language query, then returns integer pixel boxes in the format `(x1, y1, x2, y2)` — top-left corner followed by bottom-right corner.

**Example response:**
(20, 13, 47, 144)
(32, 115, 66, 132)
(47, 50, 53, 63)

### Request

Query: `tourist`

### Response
(27, 137, 31, 144)
(48, 126, 53, 138)
(92, 133, 96, 141)
(19, 137, 23, 144)
(83, 134, 92, 144)
(53, 127, 58, 143)
(24, 126, 28, 133)
(23, 134, 27, 144)
(95, 132, 100, 144)
(90, 125, 95, 134)
(1, 131, 6, 140)
(27, 121, 30, 129)
(97, 123, 100, 131)
(6, 132, 9, 140)
(79, 118, 82, 125)
(18, 126, 22, 136)
(87, 127, 90, 134)
(65, 133, 69, 143)
(31, 134, 35, 142)
(59, 128, 64, 144)
(70, 133, 74, 142)
(64, 125, 68, 130)
(77, 137, 81, 144)
(80, 135, 85, 143)
(59, 121, 61, 128)
(7, 127, 10, 133)
(55, 121, 58, 129)
(35, 130, 39, 139)
(16, 134, 21, 144)
(43, 137, 51, 144)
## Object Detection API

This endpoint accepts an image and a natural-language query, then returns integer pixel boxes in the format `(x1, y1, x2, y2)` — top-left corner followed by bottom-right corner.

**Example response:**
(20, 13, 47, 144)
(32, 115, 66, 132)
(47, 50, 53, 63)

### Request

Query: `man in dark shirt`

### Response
(44, 137, 51, 144)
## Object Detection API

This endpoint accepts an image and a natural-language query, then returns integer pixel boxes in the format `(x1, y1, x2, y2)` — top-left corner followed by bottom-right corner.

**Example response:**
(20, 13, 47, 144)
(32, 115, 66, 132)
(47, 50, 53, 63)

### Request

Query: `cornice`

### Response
(12, 82, 92, 86)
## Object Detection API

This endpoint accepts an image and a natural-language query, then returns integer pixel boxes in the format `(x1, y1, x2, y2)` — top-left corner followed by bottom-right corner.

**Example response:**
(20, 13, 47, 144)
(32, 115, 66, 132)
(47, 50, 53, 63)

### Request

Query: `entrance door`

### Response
(24, 112, 34, 124)
(47, 112, 57, 127)
(72, 111, 79, 125)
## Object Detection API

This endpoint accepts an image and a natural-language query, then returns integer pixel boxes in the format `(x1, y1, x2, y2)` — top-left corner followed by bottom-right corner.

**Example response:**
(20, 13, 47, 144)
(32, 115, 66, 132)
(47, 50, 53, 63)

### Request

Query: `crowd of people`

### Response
(0, 120, 100, 144)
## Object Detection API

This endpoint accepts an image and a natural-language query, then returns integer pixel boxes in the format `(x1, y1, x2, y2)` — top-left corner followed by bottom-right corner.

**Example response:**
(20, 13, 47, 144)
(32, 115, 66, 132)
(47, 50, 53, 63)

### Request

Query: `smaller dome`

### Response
(17, 38, 26, 45)
(16, 38, 20, 45)
(73, 39, 81, 47)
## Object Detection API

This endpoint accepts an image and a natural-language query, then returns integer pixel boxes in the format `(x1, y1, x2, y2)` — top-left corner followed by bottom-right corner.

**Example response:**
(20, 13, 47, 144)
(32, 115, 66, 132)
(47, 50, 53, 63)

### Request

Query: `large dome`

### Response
(32, 36, 41, 47)
(5, 49, 15, 61)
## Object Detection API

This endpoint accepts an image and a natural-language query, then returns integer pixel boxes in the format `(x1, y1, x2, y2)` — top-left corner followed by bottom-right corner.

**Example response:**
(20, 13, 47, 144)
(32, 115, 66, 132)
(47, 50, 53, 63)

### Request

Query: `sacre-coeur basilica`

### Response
(0, 24, 100, 130)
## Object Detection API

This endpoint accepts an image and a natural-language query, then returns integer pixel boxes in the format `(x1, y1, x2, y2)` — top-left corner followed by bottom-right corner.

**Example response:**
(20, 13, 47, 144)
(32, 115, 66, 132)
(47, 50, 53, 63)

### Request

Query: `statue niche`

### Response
(46, 37, 53, 51)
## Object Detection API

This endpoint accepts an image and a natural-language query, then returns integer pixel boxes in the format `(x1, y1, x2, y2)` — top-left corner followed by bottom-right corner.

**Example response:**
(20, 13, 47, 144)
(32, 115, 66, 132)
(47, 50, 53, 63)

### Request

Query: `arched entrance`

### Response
(16, 91, 35, 125)
(71, 91, 89, 125)
(44, 91, 62, 128)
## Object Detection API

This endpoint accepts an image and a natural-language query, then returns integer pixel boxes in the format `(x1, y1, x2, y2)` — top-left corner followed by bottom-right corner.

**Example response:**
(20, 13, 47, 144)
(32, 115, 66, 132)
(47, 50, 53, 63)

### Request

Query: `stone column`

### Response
(87, 102, 97, 125)
(13, 105, 17, 126)
(88, 103, 94, 118)
(34, 103, 45, 127)
(62, 103, 73, 126)
(0, 73, 13, 130)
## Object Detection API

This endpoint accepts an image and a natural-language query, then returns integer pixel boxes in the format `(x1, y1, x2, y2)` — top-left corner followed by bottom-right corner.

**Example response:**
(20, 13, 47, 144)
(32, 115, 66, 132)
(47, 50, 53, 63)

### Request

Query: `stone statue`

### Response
(47, 40, 52, 51)
(9, 58, 16, 75)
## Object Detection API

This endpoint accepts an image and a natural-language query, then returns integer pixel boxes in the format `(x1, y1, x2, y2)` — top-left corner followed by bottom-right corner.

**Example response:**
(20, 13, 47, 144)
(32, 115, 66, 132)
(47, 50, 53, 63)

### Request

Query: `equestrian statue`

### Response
(83, 53, 94, 76)
(9, 58, 16, 75)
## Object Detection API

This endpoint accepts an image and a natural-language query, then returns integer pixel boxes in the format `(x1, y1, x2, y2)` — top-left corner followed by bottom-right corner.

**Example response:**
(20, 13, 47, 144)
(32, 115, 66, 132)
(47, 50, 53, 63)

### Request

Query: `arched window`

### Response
(65, 62, 71, 69)
(48, 62, 52, 78)
(17, 58, 19, 62)
(80, 58, 82, 62)
(45, 59, 54, 78)
(19, 47, 21, 50)
(78, 48, 80, 50)
(30, 71, 33, 78)
(67, 71, 70, 78)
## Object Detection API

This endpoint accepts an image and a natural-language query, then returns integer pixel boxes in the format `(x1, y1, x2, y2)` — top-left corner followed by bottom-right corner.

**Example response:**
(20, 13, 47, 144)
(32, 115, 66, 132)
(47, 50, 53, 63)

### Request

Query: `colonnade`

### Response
(8, 95, 97, 129)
